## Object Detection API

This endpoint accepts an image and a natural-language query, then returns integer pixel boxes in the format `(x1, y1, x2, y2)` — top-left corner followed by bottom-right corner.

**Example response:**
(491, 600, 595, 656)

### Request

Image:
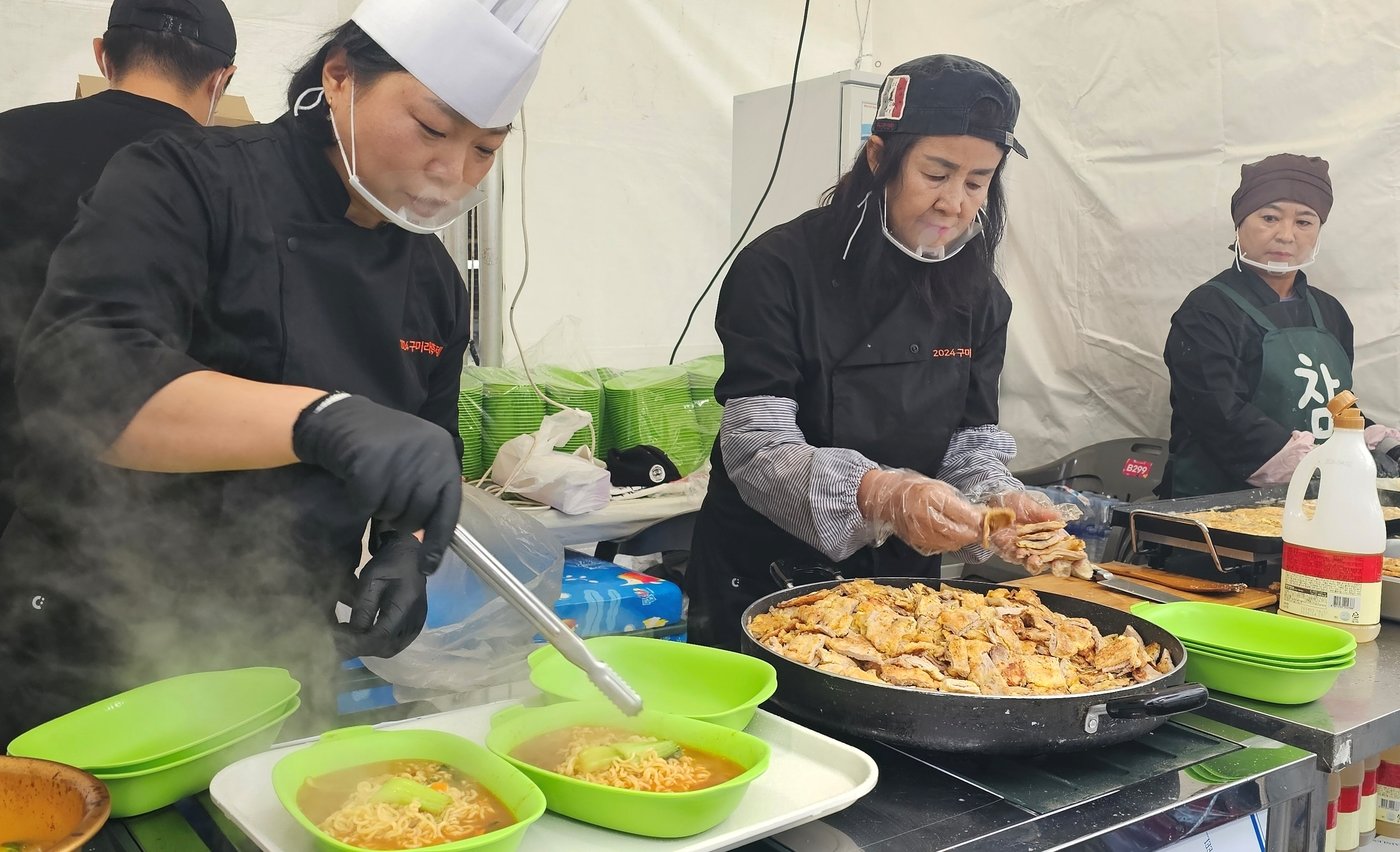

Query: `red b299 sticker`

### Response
(1121, 459, 1153, 479)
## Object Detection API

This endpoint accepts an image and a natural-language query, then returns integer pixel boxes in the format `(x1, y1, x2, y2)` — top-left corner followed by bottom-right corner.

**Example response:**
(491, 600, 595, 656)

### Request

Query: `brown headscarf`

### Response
(1230, 153, 1333, 226)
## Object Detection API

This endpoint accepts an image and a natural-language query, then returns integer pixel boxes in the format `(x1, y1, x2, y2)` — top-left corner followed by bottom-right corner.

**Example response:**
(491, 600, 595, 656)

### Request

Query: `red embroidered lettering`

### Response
(399, 339, 444, 358)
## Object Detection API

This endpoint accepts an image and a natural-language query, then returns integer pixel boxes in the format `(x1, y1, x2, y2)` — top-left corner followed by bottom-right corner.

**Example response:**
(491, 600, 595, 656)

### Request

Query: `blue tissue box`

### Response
(553, 551, 685, 640)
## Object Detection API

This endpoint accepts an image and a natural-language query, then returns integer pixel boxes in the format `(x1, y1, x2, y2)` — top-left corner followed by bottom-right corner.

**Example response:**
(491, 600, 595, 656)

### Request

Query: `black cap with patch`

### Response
(606, 446, 681, 488)
(871, 54, 1026, 159)
(108, 0, 237, 62)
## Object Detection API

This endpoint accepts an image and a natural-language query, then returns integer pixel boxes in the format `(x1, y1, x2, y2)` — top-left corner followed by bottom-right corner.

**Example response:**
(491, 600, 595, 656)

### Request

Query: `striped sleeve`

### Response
(719, 396, 879, 562)
(938, 425, 1024, 563)
(937, 424, 1023, 495)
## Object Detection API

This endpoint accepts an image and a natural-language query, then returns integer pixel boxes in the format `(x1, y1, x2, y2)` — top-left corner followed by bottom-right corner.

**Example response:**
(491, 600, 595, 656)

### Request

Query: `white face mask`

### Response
(304, 81, 485, 234)
(204, 68, 226, 127)
(1235, 230, 1321, 275)
(842, 190, 983, 263)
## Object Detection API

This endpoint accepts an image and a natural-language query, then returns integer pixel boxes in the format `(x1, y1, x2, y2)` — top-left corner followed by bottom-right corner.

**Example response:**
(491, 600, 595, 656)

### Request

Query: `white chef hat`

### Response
(352, 0, 568, 129)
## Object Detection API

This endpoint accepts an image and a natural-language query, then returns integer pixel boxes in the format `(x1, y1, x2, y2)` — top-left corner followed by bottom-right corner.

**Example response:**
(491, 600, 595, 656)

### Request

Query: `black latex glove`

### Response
(335, 533, 428, 659)
(293, 393, 461, 575)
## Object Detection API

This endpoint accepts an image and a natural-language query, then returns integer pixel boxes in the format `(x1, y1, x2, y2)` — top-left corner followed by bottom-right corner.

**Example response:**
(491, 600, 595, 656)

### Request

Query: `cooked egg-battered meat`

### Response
(879, 663, 942, 690)
(825, 634, 884, 663)
(749, 579, 1172, 695)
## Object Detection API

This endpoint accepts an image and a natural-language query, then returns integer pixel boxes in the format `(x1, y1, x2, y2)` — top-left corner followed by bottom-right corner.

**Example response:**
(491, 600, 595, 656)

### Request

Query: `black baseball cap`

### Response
(606, 446, 681, 488)
(871, 54, 1027, 159)
(108, 0, 236, 62)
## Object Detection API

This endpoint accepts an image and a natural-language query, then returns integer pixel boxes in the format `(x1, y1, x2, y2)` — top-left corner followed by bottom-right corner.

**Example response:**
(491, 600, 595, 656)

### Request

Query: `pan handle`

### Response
(769, 559, 847, 589)
(1082, 682, 1209, 734)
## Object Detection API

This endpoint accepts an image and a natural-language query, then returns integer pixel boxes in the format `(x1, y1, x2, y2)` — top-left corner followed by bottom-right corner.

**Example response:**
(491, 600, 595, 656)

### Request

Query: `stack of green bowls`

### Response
(535, 365, 603, 455)
(684, 355, 725, 452)
(472, 366, 545, 471)
(604, 366, 707, 475)
(1132, 602, 1357, 705)
(7, 668, 301, 818)
(457, 370, 485, 480)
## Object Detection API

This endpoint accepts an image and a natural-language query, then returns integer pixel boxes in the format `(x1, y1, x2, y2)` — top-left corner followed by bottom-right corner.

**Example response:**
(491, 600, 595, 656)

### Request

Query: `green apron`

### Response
(1170, 281, 1353, 498)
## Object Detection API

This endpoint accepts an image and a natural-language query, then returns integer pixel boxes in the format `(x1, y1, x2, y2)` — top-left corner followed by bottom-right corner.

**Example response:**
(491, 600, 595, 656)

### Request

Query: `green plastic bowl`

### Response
(8, 667, 301, 773)
(1131, 602, 1357, 662)
(1180, 640, 1354, 669)
(97, 696, 300, 818)
(272, 725, 545, 852)
(1182, 645, 1352, 704)
(485, 701, 770, 838)
(527, 637, 777, 730)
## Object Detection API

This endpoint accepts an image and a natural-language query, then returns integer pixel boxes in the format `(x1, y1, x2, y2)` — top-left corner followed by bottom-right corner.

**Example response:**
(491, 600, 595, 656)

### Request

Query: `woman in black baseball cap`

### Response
(686, 55, 1059, 651)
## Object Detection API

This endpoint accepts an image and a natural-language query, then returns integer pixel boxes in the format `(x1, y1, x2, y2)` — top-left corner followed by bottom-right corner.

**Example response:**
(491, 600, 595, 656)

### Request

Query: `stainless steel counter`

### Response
(1199, 621, 1400, 770)
(738, 713, 1322, 852)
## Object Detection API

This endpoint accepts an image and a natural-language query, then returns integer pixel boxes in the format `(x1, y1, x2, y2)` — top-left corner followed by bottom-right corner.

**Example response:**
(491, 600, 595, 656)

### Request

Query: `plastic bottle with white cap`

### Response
(1280, 391, 1384, 642)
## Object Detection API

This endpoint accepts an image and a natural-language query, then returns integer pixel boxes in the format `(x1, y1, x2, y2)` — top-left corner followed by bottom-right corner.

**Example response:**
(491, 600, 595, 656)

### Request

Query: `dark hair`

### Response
(822, 104, 1011, 304)
(102, 26, 230, 91)
(286, 21, 405, 146)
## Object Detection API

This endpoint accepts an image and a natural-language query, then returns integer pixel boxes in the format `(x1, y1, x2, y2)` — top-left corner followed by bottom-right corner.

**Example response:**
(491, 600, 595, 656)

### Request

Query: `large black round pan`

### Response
(740, 578, 1208, 754)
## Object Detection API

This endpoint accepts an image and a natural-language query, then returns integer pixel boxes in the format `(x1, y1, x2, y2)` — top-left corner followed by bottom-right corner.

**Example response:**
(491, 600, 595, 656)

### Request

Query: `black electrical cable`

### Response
(667, 0, 813, 365)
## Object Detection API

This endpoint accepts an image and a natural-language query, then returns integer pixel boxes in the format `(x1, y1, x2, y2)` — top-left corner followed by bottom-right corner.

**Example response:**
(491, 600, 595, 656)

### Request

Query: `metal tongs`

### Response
(449, 524, 643, 716)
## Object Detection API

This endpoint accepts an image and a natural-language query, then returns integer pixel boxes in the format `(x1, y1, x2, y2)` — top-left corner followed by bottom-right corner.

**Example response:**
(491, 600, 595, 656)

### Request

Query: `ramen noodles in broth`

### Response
(511, 726, 745, 793)
(296, 759, 514, 850)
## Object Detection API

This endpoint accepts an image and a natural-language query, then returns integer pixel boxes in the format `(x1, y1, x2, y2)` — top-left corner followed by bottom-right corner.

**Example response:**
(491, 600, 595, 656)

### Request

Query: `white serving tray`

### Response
(210, 699, 878, 852)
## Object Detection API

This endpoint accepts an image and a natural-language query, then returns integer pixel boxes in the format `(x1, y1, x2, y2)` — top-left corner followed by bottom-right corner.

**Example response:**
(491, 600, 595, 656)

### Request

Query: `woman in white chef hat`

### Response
(1, 0, 568, 741)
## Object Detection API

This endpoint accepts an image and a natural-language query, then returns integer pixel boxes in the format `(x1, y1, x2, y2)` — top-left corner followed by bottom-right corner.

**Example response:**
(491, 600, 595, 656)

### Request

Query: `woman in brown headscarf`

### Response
(1161, 153, 1399, 499)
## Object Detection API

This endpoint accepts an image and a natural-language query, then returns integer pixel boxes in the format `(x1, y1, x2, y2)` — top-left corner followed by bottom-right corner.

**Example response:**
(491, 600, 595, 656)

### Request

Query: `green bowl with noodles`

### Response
(271, 726, 545, 852)
(484, 701, 771, 838)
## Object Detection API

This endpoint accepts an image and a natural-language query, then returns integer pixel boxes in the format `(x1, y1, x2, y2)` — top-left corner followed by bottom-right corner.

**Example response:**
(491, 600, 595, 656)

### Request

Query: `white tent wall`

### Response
(873, 0, 1400, 467)
(496, 0, 865, 368)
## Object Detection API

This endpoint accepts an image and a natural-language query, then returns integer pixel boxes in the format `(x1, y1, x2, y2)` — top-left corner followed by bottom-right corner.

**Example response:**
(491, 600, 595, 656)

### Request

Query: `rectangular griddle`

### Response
(1111, 486, 1400, 569)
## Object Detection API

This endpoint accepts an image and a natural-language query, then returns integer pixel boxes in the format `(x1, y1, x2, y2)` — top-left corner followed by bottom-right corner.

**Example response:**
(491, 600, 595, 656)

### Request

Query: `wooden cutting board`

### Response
(1010, 571, 1278, 612)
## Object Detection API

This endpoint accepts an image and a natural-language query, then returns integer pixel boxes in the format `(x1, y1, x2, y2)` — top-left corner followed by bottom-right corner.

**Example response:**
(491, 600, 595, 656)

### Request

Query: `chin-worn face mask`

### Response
(204, 68, 227, 127)
(298, 82, 486, 234)
(842, 190, 983, 263)
(1235, 230, 1321, 275)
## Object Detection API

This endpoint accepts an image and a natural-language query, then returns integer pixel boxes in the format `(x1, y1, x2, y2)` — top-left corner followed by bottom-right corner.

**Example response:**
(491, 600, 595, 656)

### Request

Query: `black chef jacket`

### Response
(686, 205, 1012, 649)
(0, 90, 196, 533)
(1160, 265, 1355, 496)
(0, 110, 470, 741)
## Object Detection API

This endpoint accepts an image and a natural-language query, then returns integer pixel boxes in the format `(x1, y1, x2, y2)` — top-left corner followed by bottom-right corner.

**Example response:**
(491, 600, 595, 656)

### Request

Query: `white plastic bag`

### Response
(360, 485, 566, 696)
(489, 409, 610, 514)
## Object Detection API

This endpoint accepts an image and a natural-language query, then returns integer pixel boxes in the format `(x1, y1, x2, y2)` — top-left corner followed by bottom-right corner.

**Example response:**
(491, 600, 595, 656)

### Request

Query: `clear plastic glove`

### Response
(856, 468, 985, 556)
(293, 393, 462, 575)
(986, 489, 1063, 527)
(335, 533, 428, 660)
(1365, 424, 1400, 451)
(1247, 430, 1315, 487)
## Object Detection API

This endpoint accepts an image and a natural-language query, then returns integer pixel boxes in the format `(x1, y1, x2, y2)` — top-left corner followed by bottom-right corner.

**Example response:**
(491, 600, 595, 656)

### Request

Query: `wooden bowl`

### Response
(0, 756, 111, 851)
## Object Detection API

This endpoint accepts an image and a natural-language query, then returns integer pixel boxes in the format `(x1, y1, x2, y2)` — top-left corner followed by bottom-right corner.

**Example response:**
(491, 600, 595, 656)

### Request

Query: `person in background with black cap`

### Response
(0, 0, 236, 535)
(685, 55, 1061, 651)
(0, 0, 568, 743)
(1162, 153, 1400, 498)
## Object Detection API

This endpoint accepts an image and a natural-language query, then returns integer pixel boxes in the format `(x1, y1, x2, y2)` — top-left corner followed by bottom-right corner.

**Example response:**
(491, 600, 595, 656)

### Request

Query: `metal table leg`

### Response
(1265, 769, 1327, 852)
